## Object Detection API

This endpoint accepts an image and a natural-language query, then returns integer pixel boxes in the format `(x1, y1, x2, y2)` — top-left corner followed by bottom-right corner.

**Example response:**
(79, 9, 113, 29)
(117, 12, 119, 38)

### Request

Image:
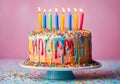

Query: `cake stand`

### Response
(20, 60, 102, 80)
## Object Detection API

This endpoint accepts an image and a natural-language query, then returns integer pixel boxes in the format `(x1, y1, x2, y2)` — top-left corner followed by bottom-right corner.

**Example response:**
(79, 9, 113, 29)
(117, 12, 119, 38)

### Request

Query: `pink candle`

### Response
(79, 9, 84, 30)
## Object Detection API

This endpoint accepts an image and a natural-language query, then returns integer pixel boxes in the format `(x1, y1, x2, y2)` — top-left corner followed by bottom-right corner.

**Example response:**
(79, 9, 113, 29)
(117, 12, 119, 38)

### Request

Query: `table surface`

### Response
(0, 59, 120, 84)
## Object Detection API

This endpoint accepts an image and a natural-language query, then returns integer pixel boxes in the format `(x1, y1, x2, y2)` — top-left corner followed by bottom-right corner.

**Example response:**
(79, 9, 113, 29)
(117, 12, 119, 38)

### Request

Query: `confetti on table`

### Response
(0, 60, 120, 84)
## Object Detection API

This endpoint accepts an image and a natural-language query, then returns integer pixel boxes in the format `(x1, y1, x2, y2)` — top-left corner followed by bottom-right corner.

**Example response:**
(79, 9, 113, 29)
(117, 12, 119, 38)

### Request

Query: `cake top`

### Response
(29, 28, 91, 39)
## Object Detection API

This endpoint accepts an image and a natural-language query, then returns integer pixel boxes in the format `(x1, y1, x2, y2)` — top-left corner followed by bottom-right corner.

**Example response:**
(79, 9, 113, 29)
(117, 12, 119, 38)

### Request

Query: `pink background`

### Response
(0, 0, 120, 60)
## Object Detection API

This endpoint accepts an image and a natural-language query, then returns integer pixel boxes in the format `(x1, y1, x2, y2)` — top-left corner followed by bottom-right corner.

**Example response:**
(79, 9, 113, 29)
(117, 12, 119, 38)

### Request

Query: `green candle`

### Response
(48, 9, 52, 30)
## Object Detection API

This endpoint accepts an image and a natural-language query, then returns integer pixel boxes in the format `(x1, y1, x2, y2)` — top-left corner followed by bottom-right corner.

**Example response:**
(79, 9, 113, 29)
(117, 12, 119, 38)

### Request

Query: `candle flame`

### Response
(49, 9, 51, 12)
(44, 9, 46, 13)
(55, 8, 58, 12)
(79, 8, 84, 12)
(62, 8, 65, 13)
(38, 7, 41, 12)
(67, 8, 71, 12)
(74, 8, 77, 12)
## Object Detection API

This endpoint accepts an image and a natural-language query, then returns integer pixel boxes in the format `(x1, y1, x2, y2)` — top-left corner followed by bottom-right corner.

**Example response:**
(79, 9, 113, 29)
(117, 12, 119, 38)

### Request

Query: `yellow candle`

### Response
(74, 8, 78, 30)
(38, 7, 42, 30)
(61, 8, 65, 31)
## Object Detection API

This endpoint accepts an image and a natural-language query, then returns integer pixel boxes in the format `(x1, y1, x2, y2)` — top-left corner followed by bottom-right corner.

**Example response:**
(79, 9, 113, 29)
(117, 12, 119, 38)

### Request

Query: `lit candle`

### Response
(43, 9, 46, 29)
(74, 8, 78, 30)
(68, 8, 72, 31)
(79, 8, 84, 30)
(55, 8, 59, 30)
(61, 8, 65, 31)
(48, 9, 52, 30)
(38, 7, 42, 30)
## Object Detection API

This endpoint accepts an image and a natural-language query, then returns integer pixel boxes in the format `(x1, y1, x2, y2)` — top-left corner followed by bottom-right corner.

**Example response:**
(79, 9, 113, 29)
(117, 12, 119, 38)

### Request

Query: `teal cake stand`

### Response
(20, 60, 101, 80)
(45, 71, 75, 79)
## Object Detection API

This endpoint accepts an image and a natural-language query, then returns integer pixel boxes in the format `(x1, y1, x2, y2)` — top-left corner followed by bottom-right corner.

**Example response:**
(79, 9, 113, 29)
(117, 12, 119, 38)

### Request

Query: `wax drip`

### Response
(69, 40, 74, 56)
(34, 40, 37, 46)
(84, 38, 88, 55)
(63, 40, 71, 56)
(81, 48, 84, 56)
(88, 37, 92, 59)
(53, 38, 59, 52)
(32, 41, 35, 53)
(76, 43, 79, 64)
(35, 40, 38, 57)
(50, 40, 53, 53)
(38, 38, 44, 55)
(80, 37, 84, 56)
(35, 40, 37, 54)
(59, 37, 65, 56)
(44, 39, 47, 56)
(55, 42, 59, 59)
(74, 48, 76, 62)
(59, 37, 65, 47)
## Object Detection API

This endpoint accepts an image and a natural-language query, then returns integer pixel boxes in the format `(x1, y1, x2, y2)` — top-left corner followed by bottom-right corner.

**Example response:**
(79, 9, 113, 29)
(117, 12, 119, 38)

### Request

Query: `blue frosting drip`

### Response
(74, 48, 77, 61)
(53, 37, 65, 51)
(53, 38, 59, 51)
(80, 37, 83, 44)
(59, 37, 65, 47)
(80, 37, 84, 56)
(81, 48, 84, 57)
(44, 39, 47, 52)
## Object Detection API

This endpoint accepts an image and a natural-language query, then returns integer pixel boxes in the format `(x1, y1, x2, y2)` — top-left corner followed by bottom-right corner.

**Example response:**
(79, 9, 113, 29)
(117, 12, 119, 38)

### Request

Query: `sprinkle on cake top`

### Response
(29, 28, 91, 39)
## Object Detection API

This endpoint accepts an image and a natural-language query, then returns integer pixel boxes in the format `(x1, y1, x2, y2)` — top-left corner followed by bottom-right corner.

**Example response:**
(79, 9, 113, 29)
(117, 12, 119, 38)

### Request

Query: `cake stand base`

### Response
(20, 59, 101, 80)
(45, 71, 75, 80)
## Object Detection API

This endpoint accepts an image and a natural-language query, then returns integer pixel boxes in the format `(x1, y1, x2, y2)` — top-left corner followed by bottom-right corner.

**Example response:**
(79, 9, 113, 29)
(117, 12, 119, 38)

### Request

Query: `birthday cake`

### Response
(26, 8, 94, 67)
(28, 29, 92, 65)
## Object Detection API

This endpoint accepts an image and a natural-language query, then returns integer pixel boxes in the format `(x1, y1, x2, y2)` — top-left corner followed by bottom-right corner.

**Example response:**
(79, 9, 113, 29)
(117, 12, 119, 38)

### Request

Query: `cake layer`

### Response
(28, 29, 92, 65)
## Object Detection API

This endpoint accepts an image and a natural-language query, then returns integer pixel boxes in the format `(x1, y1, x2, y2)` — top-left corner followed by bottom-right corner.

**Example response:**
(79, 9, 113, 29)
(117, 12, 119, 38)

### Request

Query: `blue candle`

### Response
(43, 9, 46, 29)
(55, 8, 59, 30)
(68, 8, 72, 30)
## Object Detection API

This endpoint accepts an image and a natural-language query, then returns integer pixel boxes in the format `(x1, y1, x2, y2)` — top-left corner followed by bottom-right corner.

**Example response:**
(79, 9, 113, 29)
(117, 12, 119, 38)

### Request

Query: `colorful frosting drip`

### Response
(28, 28, 92, 65)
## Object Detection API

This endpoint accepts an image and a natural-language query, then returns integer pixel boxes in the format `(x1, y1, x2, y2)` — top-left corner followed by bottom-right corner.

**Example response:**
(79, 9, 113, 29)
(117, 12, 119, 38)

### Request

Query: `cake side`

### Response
(28, 29, 92, 66)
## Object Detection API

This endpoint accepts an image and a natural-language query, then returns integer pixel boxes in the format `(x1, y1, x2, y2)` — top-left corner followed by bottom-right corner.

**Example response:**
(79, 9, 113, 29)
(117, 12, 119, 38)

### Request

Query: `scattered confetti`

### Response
(0, 60, 120, 84)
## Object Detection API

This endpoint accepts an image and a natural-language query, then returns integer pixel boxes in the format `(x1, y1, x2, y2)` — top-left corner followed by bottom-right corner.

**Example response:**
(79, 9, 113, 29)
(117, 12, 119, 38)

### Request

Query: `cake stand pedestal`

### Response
(45, 71, 75, 79)
(20, 60, 101, 80)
